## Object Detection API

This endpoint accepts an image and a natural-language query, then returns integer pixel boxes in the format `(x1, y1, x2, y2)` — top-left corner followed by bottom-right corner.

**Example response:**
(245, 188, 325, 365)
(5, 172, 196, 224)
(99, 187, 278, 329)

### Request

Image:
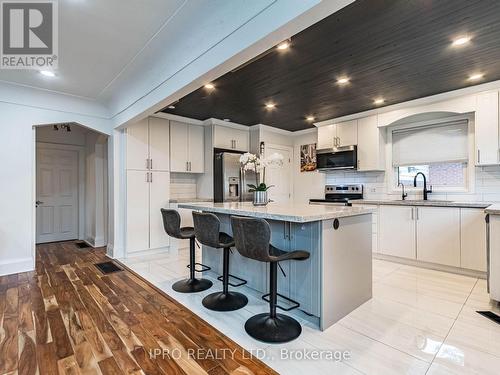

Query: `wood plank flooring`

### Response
(0, 241, 277, 375)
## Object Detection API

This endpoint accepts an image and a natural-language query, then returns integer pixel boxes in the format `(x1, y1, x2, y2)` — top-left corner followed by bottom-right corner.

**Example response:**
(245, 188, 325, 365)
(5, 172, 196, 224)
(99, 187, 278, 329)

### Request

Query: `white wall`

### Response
(0, 98, 111, 276)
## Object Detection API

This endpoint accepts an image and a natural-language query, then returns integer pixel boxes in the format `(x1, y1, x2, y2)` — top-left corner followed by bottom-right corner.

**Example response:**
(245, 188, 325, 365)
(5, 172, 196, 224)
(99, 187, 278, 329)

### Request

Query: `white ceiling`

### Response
(0, 0, 186, 99)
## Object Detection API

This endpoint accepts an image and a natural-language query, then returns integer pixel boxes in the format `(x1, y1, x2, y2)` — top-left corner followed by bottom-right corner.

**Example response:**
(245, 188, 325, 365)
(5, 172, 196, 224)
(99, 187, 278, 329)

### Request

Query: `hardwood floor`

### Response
(0, 241, 277, 375)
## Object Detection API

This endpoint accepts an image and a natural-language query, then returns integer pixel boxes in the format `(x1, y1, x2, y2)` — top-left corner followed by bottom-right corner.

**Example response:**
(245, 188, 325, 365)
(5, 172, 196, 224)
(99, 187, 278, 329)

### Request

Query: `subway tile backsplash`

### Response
(170, 173, 197, 199)
(324, 165, 500, 202)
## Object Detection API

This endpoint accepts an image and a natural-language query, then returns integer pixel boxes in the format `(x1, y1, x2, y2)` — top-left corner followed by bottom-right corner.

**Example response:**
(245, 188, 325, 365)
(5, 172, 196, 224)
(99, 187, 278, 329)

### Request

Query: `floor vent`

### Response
(477, 310, 500, 325)
(95, 261, 123, 274)
(76, 242, 91, 249)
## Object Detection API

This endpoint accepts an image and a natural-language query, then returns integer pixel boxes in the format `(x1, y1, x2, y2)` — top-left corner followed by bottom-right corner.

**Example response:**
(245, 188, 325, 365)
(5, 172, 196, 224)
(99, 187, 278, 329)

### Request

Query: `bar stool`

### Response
(160, 209, 212, 293)
(231, 216, 310, 343)
(192, 211, 248, 311)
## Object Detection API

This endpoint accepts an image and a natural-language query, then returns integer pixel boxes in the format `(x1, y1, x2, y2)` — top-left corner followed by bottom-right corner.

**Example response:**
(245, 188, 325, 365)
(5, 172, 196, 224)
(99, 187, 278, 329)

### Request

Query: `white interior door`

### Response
(36, 148, 79, 243)
(265, 145, 292, 203)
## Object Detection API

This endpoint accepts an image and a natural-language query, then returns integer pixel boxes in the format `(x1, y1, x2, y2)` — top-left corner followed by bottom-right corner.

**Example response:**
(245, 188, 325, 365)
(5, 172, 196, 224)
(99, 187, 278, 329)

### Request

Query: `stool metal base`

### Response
(202, 291, 248, 311)
(245, 313, 302, 343)
(172, 278, 213, 293)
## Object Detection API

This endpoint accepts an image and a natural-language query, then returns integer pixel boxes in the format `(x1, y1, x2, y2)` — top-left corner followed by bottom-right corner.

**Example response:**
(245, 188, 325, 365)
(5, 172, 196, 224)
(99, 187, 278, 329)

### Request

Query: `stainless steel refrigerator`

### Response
(214, 151, 256, 203)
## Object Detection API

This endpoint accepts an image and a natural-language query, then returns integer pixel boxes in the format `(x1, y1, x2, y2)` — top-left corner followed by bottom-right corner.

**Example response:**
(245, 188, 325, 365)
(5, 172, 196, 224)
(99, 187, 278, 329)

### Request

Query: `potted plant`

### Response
(239, 152, 284, 206)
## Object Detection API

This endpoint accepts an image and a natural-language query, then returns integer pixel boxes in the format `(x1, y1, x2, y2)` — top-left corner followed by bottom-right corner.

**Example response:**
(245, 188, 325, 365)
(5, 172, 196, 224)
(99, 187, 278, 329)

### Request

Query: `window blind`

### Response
(392, 121, 468, 167)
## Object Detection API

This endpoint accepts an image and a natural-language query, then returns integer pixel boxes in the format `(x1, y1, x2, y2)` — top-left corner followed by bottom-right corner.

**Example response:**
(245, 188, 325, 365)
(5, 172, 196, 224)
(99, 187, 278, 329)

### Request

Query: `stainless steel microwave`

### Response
(316, 145, 357, 171)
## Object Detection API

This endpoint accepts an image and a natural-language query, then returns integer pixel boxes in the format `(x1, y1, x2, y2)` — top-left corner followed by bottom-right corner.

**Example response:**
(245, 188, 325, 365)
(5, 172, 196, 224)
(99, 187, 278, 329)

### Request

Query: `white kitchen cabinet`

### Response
(126, 118, 149, 170)
(475, 91, 499, 166)
(379, 205, 416, 259)
(317, 125, 335, 149)
(416, 207, 460, 267)
(126, 170, 170, 253)
(126, 117, 170, 171)
(317, 121, 357, 149)
(170, 121, 205, 173)
(460, 208, 487, 272)
(336, 120, 357, 147)
(126, 170, 151, 253)
(149, 171, 171, 249)
(357, 115, 385, 171)
(213, 125, 249, 151)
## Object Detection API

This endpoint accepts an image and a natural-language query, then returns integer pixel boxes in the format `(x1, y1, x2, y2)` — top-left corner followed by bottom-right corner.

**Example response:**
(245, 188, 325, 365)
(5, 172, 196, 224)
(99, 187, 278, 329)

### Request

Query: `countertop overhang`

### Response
(178, 201, 374, 223)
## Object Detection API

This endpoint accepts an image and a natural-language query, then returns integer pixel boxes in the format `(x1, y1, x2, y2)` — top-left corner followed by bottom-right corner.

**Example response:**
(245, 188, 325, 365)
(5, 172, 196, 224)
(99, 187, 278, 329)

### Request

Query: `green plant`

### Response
(247, 182, 274, 192)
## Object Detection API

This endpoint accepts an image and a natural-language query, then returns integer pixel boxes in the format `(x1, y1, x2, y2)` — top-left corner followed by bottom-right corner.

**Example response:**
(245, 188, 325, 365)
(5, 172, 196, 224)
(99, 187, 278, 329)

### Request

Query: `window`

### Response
(397, 163, 466, 187)
(392, 120, 469, 189)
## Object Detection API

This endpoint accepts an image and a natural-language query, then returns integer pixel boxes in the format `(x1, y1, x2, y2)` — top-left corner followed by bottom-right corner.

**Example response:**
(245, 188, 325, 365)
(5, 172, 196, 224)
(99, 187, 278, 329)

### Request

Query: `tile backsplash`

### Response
(325, 165, 500, 202)
(170, 173, 197, 199)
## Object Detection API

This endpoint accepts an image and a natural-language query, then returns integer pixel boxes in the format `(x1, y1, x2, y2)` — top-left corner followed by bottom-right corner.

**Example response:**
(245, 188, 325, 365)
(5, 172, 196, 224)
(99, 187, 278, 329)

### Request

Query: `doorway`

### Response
(35, 123, 108, 246)
(264, 143, 293, 203)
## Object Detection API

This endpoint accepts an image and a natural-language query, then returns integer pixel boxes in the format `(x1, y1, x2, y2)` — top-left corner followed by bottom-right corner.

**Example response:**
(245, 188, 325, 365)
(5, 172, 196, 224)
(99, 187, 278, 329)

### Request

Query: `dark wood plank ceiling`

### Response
(162, 0, 500, 131)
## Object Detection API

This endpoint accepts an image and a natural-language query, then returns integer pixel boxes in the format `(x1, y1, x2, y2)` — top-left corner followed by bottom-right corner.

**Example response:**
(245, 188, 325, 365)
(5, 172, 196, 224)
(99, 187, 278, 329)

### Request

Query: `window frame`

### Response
(387, 114, 475, 195)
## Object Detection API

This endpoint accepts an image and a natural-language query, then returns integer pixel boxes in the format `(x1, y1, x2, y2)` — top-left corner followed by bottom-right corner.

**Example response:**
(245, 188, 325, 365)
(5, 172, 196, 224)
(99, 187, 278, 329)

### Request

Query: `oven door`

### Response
(317, 146, 357, 171)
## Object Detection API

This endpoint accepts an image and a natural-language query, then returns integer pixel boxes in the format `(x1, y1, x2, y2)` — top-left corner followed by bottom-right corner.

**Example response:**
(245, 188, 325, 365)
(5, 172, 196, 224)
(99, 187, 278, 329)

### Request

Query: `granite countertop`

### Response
(178, 201, 374, 223)
(350, 199, 491, 209)
(169, 198, 213, 204)
(485, 204, 500, 215)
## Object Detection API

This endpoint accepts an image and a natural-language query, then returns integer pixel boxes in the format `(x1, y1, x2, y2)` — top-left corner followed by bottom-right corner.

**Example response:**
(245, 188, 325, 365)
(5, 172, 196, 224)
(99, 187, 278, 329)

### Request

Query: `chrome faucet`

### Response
(413, 172, 432, 200)
(398, 183, 407, 200)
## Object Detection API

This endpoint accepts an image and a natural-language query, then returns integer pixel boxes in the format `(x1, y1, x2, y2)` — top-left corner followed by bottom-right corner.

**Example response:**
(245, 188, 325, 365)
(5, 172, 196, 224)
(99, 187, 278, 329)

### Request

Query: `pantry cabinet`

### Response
(126, 117, 170, 171)
(475, 91, 499, 166)
(169, 121, 205, 173)
(126, 170, 170, 253)
(213, 124, 249, 151)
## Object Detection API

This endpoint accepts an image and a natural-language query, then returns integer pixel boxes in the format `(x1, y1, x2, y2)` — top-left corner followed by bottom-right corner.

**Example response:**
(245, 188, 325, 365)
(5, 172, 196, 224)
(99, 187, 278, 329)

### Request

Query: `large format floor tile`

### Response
(123, 248, 500, 375)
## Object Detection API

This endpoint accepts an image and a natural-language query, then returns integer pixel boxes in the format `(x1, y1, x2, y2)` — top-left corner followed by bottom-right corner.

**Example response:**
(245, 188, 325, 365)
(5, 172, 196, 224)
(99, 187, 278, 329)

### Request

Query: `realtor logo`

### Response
(1, 0, 58, 69)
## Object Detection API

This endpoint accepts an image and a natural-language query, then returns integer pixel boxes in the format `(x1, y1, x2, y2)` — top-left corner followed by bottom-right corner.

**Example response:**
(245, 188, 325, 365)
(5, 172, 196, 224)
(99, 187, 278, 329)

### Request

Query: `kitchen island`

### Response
(178, 202, 374, 330)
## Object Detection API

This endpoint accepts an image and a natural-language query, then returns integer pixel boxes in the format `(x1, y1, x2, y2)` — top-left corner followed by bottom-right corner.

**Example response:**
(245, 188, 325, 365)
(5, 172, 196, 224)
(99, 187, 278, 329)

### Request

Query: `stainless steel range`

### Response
(309, 184, 363, 206)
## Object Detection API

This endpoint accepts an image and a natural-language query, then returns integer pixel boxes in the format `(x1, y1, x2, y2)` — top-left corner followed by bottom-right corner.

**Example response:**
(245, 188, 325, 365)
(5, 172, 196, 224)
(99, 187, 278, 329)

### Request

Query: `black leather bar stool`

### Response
(231, 216, 310, 343)
(160, 209, 213, 293)
(192, 211, 248, 311)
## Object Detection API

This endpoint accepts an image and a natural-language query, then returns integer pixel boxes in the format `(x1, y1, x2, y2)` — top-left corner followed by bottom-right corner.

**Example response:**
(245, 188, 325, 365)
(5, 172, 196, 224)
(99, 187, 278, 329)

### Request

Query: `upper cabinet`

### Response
(213, 125, 249, 151)
(475, 91, 499, 166)
(170, 121, 205, 173)
(317, 121, 357, 149)
(126, 117, 169, 171)
(357, 115, 385, 171)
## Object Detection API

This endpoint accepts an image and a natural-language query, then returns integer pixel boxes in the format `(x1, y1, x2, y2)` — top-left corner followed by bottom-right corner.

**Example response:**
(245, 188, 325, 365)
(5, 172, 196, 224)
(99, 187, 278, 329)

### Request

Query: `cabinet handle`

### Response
(186, 161, 189, 171)
(145, 172, 149, 182)
(411, 207, 414, 220)
(416, 208, 419, 220)
(188, 161, 191, 171)
(150, 158, 153, 170)
(478, 149, 481, 164)
(150, 172, 153, 183)
(146, 159, 149, 169)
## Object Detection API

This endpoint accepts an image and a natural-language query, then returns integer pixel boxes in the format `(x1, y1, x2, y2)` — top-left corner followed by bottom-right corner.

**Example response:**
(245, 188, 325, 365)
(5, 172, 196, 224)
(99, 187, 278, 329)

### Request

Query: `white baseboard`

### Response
(373, 253, 487, 279)
(0, 257, 34, 276)
(125, 246, 170, 259)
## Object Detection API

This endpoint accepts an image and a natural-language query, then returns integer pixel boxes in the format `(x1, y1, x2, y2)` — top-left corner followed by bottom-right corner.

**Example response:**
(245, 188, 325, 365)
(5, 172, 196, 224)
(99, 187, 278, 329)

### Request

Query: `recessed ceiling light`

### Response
(306, 116, 315, 122)
(168, 105, 175, 109)
(277, 40, 290, 50)
(452, 35, 471, 47)
(40, 70, 55, 77)
(468, 73, 484, 81)
(374, 98, 385, 105)
(265, 103, 276, 109)
(204, 83, 215, 89)
(223, 118, 231, 122)
(337, 76, 350, 85)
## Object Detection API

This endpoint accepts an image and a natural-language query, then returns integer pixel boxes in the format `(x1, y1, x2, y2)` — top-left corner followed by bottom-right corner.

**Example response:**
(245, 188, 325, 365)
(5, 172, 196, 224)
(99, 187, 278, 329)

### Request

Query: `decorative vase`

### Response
(253, 191, 269, 206)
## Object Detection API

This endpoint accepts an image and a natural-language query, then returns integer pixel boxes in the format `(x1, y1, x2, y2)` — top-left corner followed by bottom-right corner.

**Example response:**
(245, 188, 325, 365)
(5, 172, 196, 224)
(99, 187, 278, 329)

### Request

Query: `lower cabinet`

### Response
(126, 170, 170, 253)
(379, 205, 416, 259)
(460, 208, 487, 271)
(416, 207, 460, 267)
(378, 204, 486, 272)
